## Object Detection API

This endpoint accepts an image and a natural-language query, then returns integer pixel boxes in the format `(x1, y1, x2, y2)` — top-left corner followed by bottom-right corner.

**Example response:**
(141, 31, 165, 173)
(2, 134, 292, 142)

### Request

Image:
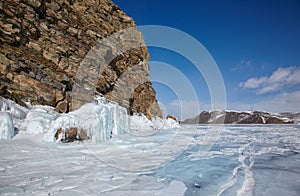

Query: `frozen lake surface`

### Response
(0, 124, 299, 195)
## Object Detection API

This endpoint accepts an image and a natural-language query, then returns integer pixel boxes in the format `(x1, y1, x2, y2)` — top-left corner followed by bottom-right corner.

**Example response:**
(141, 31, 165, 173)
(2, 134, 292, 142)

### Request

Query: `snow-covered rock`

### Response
(130, 113, 180, 133)
(164, 118, 180, 129)
(43, 97, 131, 143)
(0, 112, 14, 140)
(0, 96, 179, 143)
(0, 97, 28, 119)
(1, 96, 128, 143)
(55, 127, 88, 142)
(22, 110, 57, 135)
(43, 103, 114, 143)
(130, 113, 156, 132)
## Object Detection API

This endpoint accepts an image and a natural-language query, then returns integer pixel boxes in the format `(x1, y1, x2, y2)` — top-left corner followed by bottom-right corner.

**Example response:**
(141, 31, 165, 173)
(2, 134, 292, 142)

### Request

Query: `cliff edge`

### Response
(0, 0, 162, 119)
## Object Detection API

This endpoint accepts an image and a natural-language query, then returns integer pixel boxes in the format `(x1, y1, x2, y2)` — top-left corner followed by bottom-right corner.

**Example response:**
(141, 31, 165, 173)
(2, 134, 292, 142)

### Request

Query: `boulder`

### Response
(166, 115, 179, 123)
(55, 127, 89, 143)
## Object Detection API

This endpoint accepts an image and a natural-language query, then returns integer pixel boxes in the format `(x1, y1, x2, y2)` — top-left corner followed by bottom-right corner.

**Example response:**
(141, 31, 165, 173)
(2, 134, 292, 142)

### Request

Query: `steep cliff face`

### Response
(0, 0, 161, 119)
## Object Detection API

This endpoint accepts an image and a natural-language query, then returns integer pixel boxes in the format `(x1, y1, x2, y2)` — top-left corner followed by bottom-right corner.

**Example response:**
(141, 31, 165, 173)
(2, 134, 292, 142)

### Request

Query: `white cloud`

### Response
(229, 90, 300, 113)
(239, 77, 267, 89)
(239, 66, 300, 94)
(232, 59, 252, 71)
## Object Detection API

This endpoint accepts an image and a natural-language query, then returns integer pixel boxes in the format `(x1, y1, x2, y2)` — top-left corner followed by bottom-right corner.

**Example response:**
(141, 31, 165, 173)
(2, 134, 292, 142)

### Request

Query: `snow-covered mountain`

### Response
(181, 110, 299, 124)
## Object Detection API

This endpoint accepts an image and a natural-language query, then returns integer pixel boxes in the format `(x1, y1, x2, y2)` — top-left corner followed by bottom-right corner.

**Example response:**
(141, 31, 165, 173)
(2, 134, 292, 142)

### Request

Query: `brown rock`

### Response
(55, 127, 89, 143)
(27, 42, 42, 52)
(265, 117, 293, 124)
(0, 0, 161, 119)
(166, 115, 178, 123)
(55, 100, 69, 113)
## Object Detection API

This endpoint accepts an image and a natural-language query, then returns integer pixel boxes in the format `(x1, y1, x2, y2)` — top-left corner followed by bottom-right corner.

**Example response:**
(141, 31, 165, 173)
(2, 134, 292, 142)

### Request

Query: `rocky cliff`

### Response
(181, 110, 296, 124)
(0, 0, 162, 119)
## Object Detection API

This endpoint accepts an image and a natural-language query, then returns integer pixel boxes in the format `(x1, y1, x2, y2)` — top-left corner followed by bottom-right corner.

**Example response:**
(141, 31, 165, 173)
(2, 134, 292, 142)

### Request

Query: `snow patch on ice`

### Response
(158, 180, 187, 195)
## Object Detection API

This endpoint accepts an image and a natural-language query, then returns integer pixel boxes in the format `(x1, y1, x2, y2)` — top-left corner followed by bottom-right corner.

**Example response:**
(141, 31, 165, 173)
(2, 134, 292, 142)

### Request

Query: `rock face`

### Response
(181, 110, 295, 124)
(0, 0, 161, 119)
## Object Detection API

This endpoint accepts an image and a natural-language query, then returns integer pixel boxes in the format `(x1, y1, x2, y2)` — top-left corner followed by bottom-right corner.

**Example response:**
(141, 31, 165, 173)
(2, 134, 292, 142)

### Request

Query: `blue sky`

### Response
(113, 0, 300, 119)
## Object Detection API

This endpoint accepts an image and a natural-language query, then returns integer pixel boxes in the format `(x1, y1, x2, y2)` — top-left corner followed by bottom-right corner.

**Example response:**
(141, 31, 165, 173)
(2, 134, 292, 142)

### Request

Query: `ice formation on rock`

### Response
(0, 97, 178, 143)
(0, 112, 14, 140)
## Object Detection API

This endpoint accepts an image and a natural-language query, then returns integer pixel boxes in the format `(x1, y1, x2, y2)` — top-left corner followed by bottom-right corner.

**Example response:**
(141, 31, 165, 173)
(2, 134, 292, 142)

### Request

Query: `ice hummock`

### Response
(0, 112, 15, 140)
(130, 113, 179, 133)
(43, 103, 115, 143)
(0, 96, 179, 143)
(0, 97, 28, 119)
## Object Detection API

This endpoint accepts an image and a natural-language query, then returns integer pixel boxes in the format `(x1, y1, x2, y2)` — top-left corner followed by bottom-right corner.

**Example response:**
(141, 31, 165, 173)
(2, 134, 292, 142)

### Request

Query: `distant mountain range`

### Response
(181, 110, 300, 124)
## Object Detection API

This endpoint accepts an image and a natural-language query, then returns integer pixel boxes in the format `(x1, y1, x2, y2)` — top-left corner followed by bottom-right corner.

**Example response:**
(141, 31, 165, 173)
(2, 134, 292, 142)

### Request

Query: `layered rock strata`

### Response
(0, 0, 162, 119)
